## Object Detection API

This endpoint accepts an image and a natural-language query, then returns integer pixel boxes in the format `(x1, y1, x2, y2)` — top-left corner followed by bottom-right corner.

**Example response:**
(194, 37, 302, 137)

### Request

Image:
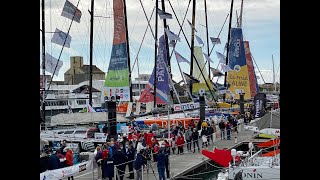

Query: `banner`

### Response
(244, 41, 258, 98)
(253, 93, 266, 118)
(40, 159, 93, 180)
(104, 0, 130, 102)
(61, 0, 82, 23)
(226, 28, 251, 99)
(138, 35, 170, 105)
(173, 102, 200, 111)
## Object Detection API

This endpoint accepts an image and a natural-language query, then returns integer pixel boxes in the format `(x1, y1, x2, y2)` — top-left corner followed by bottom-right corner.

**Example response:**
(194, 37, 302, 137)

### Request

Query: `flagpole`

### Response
(161, 0, 173, 101)
(154, 0, 159, 109)
(123, 0, 133, 103)
(189, 0, 196, 94)
(204, 0, 210, 80)
(41, 0, 46, 125)
(89, 0, 94, 106)
(223, 0, 234, 101)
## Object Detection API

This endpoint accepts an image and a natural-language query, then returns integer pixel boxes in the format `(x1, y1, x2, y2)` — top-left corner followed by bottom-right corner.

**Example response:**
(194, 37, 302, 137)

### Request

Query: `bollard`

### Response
(213, 132, 216, 143)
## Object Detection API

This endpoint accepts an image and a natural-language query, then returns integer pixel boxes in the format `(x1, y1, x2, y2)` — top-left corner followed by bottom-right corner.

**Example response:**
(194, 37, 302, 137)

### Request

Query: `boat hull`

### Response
(228, 166, 280, 180)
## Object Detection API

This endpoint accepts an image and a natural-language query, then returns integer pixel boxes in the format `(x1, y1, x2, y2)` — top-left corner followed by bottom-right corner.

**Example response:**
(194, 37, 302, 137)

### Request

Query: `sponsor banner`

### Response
(253, 93, 267, 118)
(173, 102, 200, 111)
(94, 133, 107, 141)
(103, 86, 130, 102)
(40, 159, 93, 180)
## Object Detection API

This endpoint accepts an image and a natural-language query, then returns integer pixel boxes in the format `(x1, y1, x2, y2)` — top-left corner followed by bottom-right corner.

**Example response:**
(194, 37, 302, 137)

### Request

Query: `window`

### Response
(74, 130, 87, 134)
(77, 100, 86, 105)
(63, 131, 74, 134)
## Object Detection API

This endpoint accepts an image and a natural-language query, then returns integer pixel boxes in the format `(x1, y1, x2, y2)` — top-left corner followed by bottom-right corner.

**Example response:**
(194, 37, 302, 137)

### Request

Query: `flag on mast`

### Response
(157, 8, 172, 19)
(61, 0, 82, 23)
(51, 28, 72, 48)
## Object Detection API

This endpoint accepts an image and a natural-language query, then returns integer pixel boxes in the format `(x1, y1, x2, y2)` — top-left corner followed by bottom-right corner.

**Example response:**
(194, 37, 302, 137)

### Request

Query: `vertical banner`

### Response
(227, 28, 251, 100)
(138, 35, 170, 104)
(244, 41, 258, 98)
(104, 0, 130, 101)
(253, 93, 267, 118)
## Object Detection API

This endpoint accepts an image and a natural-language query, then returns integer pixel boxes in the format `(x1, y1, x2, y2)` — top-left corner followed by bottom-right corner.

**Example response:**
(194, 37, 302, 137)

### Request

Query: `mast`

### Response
(272, 54, 275, 92)
(161, 0, 172, 100)
(154, 0, 159, 108)
(89, 0, 94, 106)
(41, 0, 46, 123)
(189, 0, 196, 93)
(223, 0, 234, 93)
(239, 0, 244, 28)
(123, 0, 133, 103)
(204, 0, 210, 80)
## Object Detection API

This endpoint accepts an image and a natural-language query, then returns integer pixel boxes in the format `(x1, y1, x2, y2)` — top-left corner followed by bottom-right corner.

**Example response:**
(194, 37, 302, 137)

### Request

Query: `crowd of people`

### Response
(40, 113, 243, 180)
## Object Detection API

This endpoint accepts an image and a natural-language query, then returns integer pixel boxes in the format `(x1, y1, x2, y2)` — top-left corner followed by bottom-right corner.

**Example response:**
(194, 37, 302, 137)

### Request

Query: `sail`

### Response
(244, 41, 258, 98)
(226, 28, 251, 100)
(138, 35, 170, 104)
(104, 0, 130, 101)
(192, 46, 214, 97)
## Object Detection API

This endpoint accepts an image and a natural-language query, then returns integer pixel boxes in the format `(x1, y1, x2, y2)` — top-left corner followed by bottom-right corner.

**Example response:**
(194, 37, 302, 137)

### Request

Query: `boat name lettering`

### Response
(233, 172, 263, 179)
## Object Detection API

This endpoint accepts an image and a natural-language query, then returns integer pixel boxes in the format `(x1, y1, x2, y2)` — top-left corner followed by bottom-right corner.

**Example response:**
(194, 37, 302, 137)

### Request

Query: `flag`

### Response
(221, 64, 232, 72)
(41, 53, 63, 76)
(187, 19, 197, 32)
(216, 51, 226, 64)
(210, 67, 224, 77)
(164, 28, 181, 42)
(224, 43, 228, 51)
(195, 35, 204, 46)
(203, 53, 214, 63)
(61, 0, 82, 23)
(157, 8, 172, 19)
(174, 50, 190, 65)
(51, 28, 72, 48)
(183, 72, 200, 83)
(210, 37, 221, 45)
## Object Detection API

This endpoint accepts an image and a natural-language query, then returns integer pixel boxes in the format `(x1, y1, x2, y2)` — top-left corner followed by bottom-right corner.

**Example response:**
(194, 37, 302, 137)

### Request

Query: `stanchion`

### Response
(114, 165, 117, 180)
(141, 165, 144, 180)
(92, 159, 94, 179)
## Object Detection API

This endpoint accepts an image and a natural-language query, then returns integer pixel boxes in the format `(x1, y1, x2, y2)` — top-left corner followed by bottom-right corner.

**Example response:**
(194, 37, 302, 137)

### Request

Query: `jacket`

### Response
(102, 157, 114, 178)
(185, 130, 193, 141)
(48, 154, 60, 170)
(133, 153, 146, 170)
(156, 151, 166, 169)
(176, 136, 185, 147)
(65, 150, 73, 166)
(192, 131, 199, 140)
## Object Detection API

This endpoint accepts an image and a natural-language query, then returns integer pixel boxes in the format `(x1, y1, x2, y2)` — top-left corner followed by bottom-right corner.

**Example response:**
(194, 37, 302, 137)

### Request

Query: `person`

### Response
(134, 149, 146, 180)
(207, 124, 213, 145)
(163, 141, 170, 179)
(124, 142, 135, 179)
(60, 140, 67, 156)
(102, 155, 114, 180)
(65, 148, 74, 180)
(219, 120, 226, 140)
(48, 149, 60, 170)
(211, 123, 217, 144)
(113, 147, 127, 180)
(95, 146, 103, 180)
(110, 140, 118, 158)
(226, 121, 232, 140)
(40, 150, 49, 173)
(185, 127, 193, 152)
(201, 127, 208, 148)
(192, 128, 200, 153)
(157, 148, 166, 180)
(176, 132, 185, 154)
(144, 145, 152, 173)
(55, 149, 65, 168)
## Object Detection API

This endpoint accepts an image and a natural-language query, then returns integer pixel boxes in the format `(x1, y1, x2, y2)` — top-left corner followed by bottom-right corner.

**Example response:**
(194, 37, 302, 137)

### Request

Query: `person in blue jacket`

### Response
(102, 156, 114, 180)
(48, 149, 60, 170)
(123, 142, 135, 179)
(157, 148, 166, 180)
(113, 147, 127, 180)
(134, 149, 146, 180)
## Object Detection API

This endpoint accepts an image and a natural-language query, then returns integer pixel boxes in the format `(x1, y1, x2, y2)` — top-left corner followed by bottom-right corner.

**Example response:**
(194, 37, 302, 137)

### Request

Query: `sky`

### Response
(40, 0, 280, 85)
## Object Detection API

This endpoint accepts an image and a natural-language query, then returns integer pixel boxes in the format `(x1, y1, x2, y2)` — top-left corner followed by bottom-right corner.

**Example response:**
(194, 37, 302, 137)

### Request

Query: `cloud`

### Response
(41, 0, 279, 84)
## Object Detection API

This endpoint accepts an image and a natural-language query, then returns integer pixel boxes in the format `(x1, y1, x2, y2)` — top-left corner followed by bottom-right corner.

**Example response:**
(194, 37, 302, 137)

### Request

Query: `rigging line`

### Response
(128, 0, 143, 39)
(251, 52, 266, 84)
(139, 0, 155, 40)
(131, 6, 155, 72)
(209, 13, 229, 56)
(168, 0, 216, 102)
(46, 0, 81, 93)
(195, 13, 229, 81)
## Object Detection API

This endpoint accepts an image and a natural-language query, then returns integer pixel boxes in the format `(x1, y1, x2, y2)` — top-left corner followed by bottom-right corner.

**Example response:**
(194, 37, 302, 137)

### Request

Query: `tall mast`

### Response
(161, 0, 172, 100)
(89, 0, 94, 106)
(223, 0, 234, 92)
(123, 0, 133, 103)
(272, 54, 275, 92)
(154, 0, 159, 108)
(204, 0, 210, 80)
(41, 0, 46, 123)
(189, 0, 196, 94)
(239, 0, 244, 28)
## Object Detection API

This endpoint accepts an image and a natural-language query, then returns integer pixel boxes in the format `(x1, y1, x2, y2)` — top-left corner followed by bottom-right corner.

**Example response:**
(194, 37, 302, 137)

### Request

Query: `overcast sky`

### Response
(40, 0, 280, 84)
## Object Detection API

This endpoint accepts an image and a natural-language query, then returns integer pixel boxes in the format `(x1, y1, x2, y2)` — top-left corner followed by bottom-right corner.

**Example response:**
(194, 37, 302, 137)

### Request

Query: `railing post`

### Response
(114, 165, 117, 180)
(141, 165, 143, 180)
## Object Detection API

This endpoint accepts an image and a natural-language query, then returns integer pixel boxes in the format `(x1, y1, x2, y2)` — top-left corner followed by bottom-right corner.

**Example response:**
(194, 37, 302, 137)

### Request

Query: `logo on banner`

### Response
(79, 164, 86, 172)
(234, 65, 241, 72)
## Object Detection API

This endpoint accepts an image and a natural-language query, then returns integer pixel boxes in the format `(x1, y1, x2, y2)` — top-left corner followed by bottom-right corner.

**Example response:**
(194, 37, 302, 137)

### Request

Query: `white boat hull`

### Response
(228, 166, 280, 180)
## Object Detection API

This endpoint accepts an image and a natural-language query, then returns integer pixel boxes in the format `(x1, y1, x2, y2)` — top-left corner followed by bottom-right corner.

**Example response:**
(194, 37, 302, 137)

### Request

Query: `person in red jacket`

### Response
(65, 148, 74, 180)
(176, 132, 185, 155)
